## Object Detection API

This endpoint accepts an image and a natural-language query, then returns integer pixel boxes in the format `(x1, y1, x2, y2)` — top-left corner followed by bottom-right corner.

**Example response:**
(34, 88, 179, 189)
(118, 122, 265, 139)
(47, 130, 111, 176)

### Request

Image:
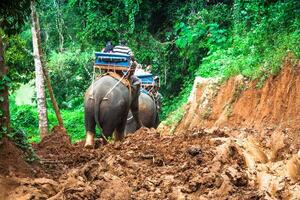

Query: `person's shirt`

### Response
(102, 45, 114, 53)
(113, 45, 134, 57)
(101, 48, 111, 53)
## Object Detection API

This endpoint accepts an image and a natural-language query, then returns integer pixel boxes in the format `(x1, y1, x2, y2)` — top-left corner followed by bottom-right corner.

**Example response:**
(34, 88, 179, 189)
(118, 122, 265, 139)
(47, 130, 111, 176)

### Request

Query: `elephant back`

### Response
(85, 75, 131, 104)
(128, 92, 157, 128)
(103, 72, 131, 90)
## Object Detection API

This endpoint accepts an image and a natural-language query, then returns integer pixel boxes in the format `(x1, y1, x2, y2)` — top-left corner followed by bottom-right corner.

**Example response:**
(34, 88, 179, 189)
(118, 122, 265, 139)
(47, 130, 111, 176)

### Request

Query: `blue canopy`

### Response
(134, 69, 154, 85)
(137, 74, 154, 85)
(94, 52, 130, 67)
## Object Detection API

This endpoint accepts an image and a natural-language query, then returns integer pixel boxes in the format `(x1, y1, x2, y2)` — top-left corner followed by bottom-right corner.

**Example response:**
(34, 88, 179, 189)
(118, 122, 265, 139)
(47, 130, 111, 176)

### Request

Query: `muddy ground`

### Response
(1, 125, 299, 200)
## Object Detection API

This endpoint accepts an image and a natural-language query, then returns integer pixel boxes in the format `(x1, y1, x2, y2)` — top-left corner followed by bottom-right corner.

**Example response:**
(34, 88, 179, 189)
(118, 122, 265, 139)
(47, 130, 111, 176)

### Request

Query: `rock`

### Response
(187, 146, 202, 157)
(286, 154, 300, 182)
(100, 179, 132, 200)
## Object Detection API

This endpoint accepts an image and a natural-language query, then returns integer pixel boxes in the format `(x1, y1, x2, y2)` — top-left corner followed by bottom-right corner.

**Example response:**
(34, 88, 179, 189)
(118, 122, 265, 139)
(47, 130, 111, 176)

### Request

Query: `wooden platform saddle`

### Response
(93, 52, 133, 93)
(98, 71, 132, 96)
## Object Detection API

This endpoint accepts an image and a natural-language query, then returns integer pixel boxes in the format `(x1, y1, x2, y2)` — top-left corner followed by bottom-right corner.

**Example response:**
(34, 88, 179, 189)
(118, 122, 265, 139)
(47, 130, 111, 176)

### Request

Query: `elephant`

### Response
(84, 75, 141, 148)
(125, 92, 159, 134)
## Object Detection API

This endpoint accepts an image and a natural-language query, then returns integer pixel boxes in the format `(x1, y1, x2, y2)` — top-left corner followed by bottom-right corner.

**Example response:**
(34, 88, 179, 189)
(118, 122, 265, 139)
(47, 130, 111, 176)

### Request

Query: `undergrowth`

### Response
(7, 129, 38, 162)
(160, 81, 193, 121)
(10, 97, 85, 143)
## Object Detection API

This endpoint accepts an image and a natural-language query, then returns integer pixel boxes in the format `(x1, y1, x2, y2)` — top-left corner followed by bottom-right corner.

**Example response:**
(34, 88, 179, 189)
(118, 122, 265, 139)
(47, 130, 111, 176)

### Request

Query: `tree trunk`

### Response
(31, 0, 64, 130)
(31, 0, 48, 138)
(0, 36, 10, 135)
(42, 67, 64, 127)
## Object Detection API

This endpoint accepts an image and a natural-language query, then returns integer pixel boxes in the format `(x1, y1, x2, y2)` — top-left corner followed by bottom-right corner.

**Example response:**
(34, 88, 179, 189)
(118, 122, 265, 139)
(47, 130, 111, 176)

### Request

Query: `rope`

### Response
(127, 116, 133, 121)
(102, 68, 131, 100)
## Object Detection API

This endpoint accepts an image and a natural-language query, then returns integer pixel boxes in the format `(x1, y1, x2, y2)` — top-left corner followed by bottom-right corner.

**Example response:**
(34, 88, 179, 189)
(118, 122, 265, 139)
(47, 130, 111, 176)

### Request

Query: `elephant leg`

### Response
(84, 118, 96, 149)
(85, 131, 95, 149)
(84, 99, 96, 149)
(131, 86, 142, 129)
(154, 112, 160, 128)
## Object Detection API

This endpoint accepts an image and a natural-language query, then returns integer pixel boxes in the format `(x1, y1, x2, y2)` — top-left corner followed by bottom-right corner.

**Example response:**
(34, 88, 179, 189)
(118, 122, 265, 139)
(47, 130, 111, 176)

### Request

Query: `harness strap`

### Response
(107, 71, 131, 89)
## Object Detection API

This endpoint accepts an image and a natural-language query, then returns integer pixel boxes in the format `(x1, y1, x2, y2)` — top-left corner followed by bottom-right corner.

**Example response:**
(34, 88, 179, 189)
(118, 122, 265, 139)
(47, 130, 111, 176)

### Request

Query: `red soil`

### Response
(177, 57, 300, 152)
(1, 128, 260, 200)
(0, 137, 36, 178)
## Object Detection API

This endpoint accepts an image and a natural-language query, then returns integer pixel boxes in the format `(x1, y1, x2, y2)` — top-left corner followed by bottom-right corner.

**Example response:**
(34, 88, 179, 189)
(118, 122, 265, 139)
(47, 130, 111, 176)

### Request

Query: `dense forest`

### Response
(1, 0, 300, 142)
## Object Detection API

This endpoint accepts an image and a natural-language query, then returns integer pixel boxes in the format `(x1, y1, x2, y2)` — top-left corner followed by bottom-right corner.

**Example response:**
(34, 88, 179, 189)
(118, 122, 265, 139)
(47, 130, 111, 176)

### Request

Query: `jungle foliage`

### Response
(4, 0, 300, 141)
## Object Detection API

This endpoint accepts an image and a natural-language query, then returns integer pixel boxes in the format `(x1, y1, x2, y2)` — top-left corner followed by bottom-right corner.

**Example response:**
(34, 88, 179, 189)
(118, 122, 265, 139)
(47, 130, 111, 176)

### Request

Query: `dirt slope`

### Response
(174, 57, 300, 150)
(178, 57, 300, 130)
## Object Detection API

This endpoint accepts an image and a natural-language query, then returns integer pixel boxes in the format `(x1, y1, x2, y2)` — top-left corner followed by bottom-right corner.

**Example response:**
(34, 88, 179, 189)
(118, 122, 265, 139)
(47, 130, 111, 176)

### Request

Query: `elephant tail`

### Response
(94, 96, 111, 142)
(94, 97, 103, 130)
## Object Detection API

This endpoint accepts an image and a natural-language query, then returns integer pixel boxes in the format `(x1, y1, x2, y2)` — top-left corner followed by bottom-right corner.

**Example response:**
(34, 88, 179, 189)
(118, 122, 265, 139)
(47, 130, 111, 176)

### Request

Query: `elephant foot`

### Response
(84, 131, 95, 149)
(114, 132, 124, 142)
(136, 121, 143, 130)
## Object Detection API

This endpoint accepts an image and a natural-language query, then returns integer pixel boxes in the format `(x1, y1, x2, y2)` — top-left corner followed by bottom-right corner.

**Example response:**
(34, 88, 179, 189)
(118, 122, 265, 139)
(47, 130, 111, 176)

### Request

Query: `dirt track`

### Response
(1, 127, 256, 199)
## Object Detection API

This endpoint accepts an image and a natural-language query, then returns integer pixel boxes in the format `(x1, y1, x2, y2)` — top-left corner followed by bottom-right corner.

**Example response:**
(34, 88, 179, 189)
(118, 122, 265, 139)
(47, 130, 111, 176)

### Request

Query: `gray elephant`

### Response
(84, 75, 141, 148)
(125, 92, 159, 134)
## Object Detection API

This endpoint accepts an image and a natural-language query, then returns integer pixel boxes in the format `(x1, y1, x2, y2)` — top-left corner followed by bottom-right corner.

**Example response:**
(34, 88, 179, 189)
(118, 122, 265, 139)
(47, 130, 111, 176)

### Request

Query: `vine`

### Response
(0, 73, 11, 137)
(123, 0, 141, 33)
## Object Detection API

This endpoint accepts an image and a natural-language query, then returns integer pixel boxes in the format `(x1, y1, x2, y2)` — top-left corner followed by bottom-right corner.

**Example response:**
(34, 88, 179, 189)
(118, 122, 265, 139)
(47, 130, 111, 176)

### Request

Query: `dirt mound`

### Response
(0, 137, 35, 178)
(34, 126, 72, 158)
(33, 126, 102, 179)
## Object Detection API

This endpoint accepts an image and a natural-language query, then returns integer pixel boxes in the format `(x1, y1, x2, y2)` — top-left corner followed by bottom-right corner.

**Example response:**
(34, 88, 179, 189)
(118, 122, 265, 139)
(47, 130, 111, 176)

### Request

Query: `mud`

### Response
(33, 126, 103, 179)
(1, 126, 300, 199)
(0, 137, 37, 178)
(1, 127, 264, 200)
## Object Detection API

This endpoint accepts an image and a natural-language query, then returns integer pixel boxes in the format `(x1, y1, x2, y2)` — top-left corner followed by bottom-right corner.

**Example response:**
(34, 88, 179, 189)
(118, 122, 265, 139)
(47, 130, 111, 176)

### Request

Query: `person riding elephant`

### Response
(113, 39, 140, 87)
(113, 39, 134, 57)
(125, 91, 159, 134)
(102, 41, 114, 53)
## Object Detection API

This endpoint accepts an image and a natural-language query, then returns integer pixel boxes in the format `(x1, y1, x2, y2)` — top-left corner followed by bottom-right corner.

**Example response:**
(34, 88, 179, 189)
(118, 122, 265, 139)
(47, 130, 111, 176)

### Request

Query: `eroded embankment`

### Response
(173, 57, 300, 147)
